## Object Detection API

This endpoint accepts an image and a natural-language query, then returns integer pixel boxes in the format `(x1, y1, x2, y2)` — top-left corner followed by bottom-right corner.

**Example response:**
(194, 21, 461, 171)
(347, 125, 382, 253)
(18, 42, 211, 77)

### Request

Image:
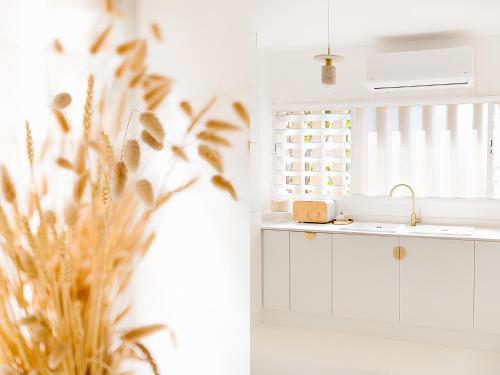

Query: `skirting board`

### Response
(261, 309, 500, 353)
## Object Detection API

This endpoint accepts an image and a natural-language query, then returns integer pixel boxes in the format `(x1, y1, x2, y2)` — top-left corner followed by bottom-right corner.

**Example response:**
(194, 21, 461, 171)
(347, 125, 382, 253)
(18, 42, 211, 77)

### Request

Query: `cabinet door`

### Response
(262, 230, 289, 311)
(290, 232, 332, 314)
(400, 237, 474, 331)
(475, 241, 500, 334)
(333, 234, 400, 323)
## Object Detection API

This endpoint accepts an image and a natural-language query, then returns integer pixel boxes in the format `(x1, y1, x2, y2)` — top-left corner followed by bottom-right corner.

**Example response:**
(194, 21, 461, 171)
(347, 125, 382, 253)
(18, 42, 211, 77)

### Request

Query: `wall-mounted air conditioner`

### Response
(366, 47, 474, 92)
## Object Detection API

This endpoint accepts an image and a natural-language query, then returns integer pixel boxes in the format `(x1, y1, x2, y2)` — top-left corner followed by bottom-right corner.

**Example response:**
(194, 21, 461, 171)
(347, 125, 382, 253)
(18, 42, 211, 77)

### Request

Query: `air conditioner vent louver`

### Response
(366, 47, 474, 92)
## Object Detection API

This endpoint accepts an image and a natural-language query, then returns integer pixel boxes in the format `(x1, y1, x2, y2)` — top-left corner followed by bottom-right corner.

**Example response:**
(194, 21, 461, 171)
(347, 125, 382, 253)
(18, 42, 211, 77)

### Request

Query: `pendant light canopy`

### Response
(314, 0, 343, 85)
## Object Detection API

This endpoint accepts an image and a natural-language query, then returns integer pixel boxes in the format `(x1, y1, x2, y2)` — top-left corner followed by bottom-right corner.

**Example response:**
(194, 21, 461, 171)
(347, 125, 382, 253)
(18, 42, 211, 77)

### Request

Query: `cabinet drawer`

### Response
(262, 230, 289, 311)
(290, 231, 332, 315)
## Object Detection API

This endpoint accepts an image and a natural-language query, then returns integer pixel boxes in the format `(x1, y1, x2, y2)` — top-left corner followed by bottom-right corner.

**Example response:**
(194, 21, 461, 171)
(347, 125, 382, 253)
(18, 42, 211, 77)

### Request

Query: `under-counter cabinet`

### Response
(333, 234, 399, 323)
(399, 237, 474, 331)
(475, 241, 500, 334)
(290, 232, 332, 314)
(262, 230, 289, 311)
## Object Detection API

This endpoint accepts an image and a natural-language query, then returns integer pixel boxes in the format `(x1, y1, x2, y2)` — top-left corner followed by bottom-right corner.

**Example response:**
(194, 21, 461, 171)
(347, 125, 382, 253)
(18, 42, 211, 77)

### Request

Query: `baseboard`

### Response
(262, 309, 500, 352)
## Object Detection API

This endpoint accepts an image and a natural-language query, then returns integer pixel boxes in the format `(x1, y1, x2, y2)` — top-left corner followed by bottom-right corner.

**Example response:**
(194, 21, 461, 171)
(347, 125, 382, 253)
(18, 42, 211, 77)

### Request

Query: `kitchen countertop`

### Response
(261, 220, 500, 242)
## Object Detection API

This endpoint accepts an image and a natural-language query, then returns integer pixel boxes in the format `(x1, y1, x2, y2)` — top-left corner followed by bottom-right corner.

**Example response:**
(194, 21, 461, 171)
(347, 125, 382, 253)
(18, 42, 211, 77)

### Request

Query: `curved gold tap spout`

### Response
(389, 183, 421, 227)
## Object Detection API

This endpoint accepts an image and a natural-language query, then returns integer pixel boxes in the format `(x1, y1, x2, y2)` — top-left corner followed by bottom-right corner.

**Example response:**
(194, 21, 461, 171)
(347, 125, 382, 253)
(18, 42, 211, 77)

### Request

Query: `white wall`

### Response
(134, 1, 250, 374)
(266, 34, 500, 105)
(254, 34, 500, 227)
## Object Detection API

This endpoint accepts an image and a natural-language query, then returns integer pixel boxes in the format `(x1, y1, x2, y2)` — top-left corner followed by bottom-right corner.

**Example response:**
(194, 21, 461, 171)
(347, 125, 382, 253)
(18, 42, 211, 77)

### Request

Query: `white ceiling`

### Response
(254, 0, 500, 50)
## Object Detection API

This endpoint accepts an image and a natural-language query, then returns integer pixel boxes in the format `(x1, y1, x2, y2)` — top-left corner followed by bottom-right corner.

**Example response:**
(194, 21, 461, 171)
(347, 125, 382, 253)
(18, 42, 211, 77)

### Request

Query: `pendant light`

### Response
(314, 0, 344, 85)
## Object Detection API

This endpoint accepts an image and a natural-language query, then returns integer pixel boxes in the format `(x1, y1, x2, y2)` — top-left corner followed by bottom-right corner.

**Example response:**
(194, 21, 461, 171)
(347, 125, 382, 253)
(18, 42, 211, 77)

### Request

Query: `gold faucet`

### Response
(389, 184, 421, 227)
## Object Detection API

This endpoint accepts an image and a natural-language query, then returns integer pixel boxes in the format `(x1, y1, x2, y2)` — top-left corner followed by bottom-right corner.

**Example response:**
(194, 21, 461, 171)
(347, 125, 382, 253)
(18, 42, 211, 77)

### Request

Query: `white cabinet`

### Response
(475, 241, 500, 334)
(399, 237, 474, 331)
(290, 232, 332, 314)
(333, 234, 400, 323)
(262, 230, 289, 311)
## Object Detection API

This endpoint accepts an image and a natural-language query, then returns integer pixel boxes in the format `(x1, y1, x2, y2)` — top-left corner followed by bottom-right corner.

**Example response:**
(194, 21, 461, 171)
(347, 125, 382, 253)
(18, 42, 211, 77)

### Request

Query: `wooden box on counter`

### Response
(292, 200, 335, 223)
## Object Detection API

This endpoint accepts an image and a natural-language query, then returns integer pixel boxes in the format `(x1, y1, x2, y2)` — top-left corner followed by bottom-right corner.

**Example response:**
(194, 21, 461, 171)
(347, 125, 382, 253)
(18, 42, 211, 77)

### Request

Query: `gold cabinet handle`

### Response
(304, 232, 316, 240)
(393, 246, 406, 260)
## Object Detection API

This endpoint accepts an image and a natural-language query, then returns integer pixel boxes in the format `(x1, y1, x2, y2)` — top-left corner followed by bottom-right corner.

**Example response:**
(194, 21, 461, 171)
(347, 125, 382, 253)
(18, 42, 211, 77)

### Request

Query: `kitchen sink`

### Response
(406, 225, 475, 236)
(338, 222, 405, 234)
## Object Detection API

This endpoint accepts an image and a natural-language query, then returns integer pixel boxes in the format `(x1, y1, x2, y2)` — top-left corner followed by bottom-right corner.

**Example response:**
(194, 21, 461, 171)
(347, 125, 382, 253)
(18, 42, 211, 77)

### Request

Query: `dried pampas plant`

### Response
(0, 2, 248, 374)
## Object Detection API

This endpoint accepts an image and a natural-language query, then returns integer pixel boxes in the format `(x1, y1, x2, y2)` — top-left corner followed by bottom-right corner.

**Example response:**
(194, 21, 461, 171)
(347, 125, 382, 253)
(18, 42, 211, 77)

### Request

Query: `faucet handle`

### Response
(411, 213, 421, 226)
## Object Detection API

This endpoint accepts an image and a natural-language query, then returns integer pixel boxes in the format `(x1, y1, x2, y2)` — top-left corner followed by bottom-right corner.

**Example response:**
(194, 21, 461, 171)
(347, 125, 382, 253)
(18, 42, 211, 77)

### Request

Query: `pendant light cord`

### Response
(327, 0, 331, 55)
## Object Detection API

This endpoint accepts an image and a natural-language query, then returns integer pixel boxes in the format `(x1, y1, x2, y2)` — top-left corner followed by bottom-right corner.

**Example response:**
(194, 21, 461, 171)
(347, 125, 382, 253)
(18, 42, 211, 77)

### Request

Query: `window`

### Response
(273, 109, 352, 199)
(273, 102, 500, 200)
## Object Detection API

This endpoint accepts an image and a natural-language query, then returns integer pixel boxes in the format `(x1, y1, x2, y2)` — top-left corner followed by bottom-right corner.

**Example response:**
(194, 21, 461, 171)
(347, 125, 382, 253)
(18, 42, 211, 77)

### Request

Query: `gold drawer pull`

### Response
(304, 232, 316, 240)
(393, 246, 406, 260)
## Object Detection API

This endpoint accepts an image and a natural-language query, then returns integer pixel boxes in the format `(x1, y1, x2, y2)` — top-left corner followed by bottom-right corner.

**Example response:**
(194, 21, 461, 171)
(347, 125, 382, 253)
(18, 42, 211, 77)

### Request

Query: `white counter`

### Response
(261, 220, 500, 242)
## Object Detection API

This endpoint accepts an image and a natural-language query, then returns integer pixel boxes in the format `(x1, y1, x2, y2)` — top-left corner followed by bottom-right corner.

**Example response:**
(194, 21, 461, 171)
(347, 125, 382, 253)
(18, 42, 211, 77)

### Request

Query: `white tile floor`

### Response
(252, 325, 500, 375)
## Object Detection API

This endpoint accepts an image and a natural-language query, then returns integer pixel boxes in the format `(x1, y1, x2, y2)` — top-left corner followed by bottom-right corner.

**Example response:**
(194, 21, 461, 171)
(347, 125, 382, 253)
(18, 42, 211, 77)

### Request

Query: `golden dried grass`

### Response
(52, 92, 72, 109)
(129, 65, 147, 88)
(171, 145, 188, 161)
(131, 40, 147, 70)
(211, 175, 237, 200)
(180, 101, 192, 117)
(151, 23, 162, 41)
(124, 139, 141, 171)
(89, 25, 113, 54)
(113, 161, 128, 196)
(186, 97, 216, 134)
(83, 75, 94, 140)
(0, 166, 16, 204)
(73, 172, 88, 202)
(122, 323, 165, 341)
(0, 4, 243, 372)
(56, 157, 73, 170)
(141, 130, 164, 150)
(74, 143, 87, 174)
(232, 101, 250, 127)
(64, 202, 78, 226)
(196, 131, 231, 147)
(53, 109, 70, 133)
(25, 121, 33, 168)
(116, 39, 138, 55)
(136, 179, 154, 206)
(139, 112, 165, 142)
(198, 144, 223, 173)
(206, 120, 240, 132)
(53, 38, 64, 53)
